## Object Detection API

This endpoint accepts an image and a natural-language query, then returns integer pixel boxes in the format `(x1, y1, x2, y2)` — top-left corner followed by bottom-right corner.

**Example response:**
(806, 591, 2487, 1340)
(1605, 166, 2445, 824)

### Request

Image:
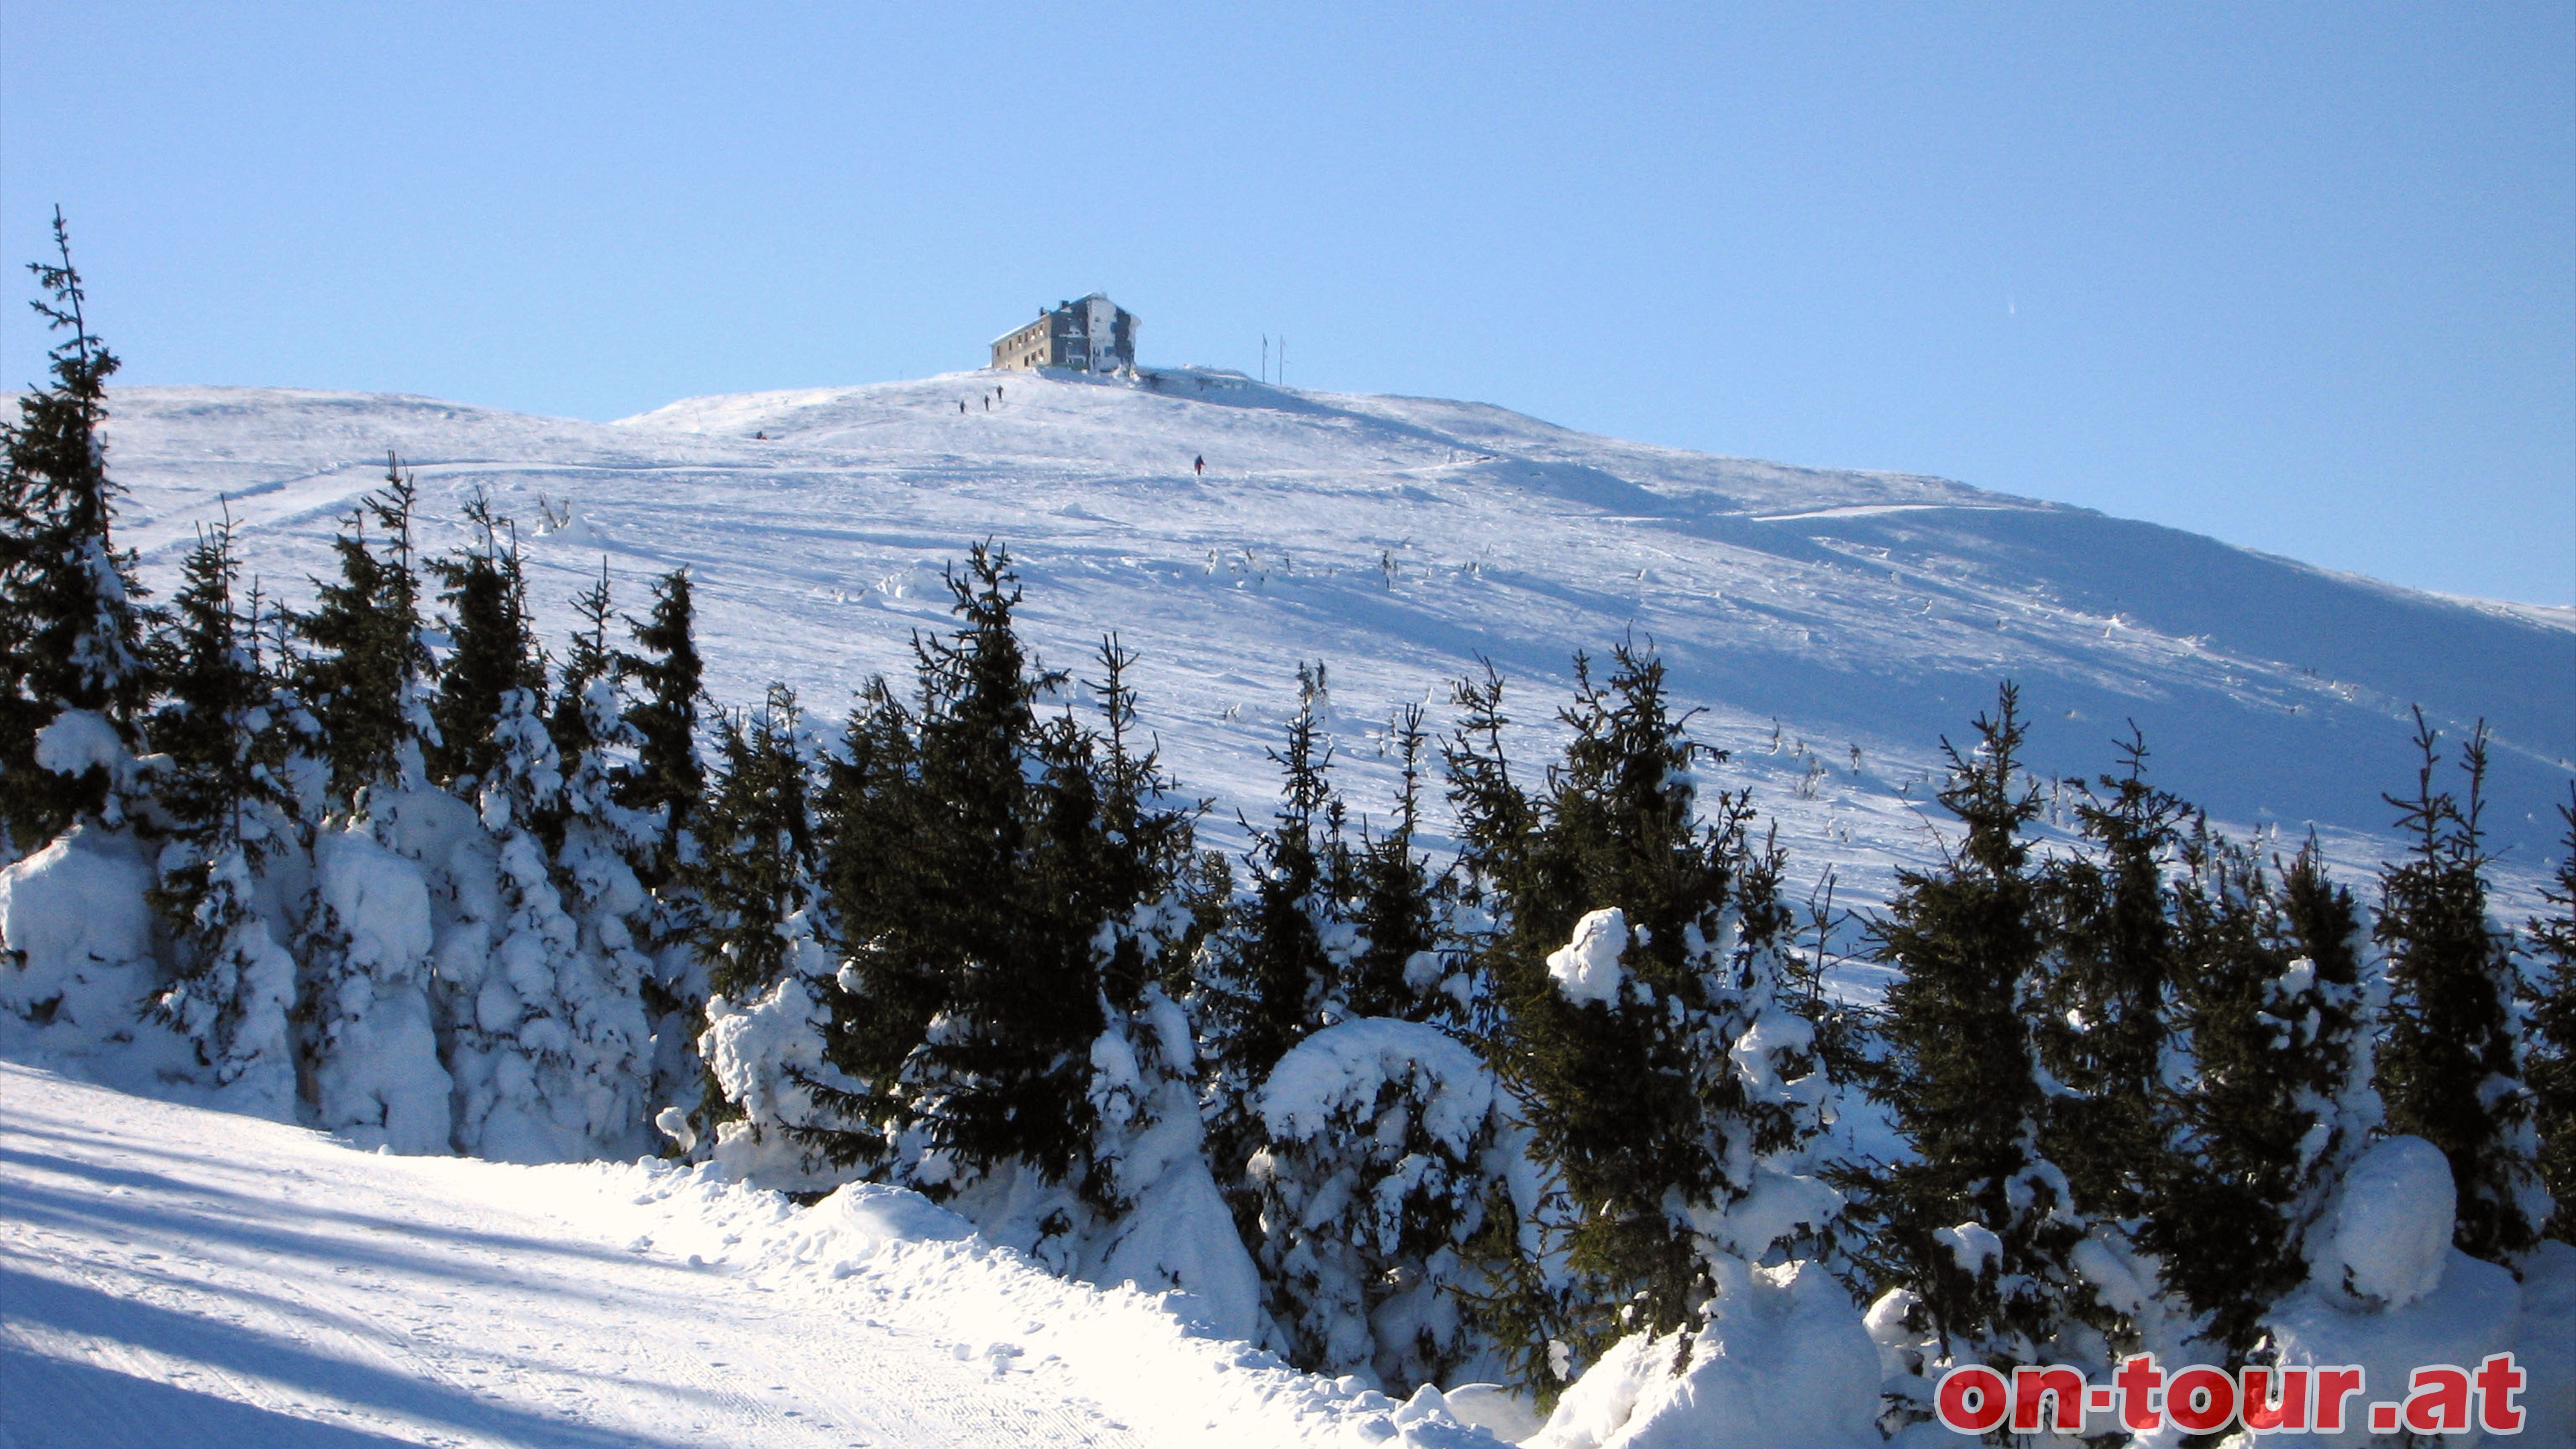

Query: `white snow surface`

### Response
(1259, 1016, 1495, 1151)
(83, 371, 2572, 926)
(1542, 909, 1628, 1008)
(0, 1058, 1505, 1448)
(2310, 1134, 2454, 1309)
(1529, 1260, 1879, 1449)
(28, 710, 123, 781)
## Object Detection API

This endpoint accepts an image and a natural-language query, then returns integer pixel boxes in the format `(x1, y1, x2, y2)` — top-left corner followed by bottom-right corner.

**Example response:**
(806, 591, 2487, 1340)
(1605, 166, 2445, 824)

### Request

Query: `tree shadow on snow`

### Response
(0, 1268, 698, 1449)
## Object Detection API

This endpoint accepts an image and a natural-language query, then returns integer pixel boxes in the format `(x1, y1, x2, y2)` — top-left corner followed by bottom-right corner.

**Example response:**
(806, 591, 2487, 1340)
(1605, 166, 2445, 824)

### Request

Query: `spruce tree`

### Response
(691, 687, 820, 1002)
(2377, 712, 2546, 1258)
(1081, 633, 1202, 1014)
(1453, 645, 1828, 1386)
(427, 492, 543, 790)
(813, 552, 1199, 1224)
(2151, 831, 2374, 1352)
(820, 544, 1083, 1185)
(1059, 633, 1206, 1222)
(145, 519, 303, 1108)
(1210, 673, 1487, 1386)
(822, 544, 1071, 1181)
(431, 529, 648, 1162)
(1198, 662, 1348, 1136)
(688, 684, 859, 1177)
(1855, 685, 2090, 1368)
(545, 560, 618, 832)
(612, 566, 711, 1132)
(543, 561, 660, 1157)
(2528, 790, 2576, 1241)
(2035, 731, 2184, 1226)
(295, 458, 435, 812)
(616, 566, 704, 887)
(0, 209, 151, 847)
(1342, 703, 1448, 1023)
(288, 462, 452, 1141)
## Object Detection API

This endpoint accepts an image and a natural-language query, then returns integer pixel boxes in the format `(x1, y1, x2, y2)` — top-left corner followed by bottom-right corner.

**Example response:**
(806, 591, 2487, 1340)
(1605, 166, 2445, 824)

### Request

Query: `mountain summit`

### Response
(97, 368, 2573, 866)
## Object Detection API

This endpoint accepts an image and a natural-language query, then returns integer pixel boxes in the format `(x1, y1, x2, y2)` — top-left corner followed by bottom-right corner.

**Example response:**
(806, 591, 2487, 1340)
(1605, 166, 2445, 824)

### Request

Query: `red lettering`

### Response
(1937, 1365, 2009, 1433)
(2169, 1365, 2239, 1434)
(2405, 1365, 2471, 1434)
(2241, 1366, 2308, 1432)
(2114, 1352, 2164, 1432)
(2476, 1353, 2525, 1434)
(2314, 1366, 2366, 1432)
(2012, 1365, 2087, 1432)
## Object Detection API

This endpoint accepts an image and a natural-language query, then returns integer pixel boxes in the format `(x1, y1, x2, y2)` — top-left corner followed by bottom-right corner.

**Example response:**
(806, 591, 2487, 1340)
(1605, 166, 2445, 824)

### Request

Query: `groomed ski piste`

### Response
(5, 365, 2574, 1446)
(0, 1058, 1518, 1448)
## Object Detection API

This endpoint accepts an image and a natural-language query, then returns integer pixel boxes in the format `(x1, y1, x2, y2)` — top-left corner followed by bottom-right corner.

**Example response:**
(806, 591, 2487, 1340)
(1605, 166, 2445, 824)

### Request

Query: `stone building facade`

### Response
(990, 294, 1138, 374)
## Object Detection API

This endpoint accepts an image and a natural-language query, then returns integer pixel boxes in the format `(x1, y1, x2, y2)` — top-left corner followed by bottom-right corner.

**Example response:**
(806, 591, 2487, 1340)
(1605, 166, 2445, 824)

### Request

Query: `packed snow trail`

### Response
(0, 1062, 1498, 1448)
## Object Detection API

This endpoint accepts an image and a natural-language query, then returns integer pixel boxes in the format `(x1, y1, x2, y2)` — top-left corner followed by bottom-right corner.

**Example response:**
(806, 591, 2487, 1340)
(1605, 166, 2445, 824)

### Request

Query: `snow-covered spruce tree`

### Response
(2376, 712, 2548, 1258)
(1850, 686, 2095, 1389)
(2530, 790, 2576, 1241)
(1214, 682, 1519, 1389)
(1340, 702, 1452, 1025)
(0, 210, 152, 850)
(542, 562, 661, 1154)
(820, 544, 1078, 1185)
(808, 560, 1222, 1300)
(2150, 829, 2377, 1354)
(294, 459, 436, 810)
(1247, 1013, 1510, 1391)
(1454, 645, 1834, 1393)
(143, 519, 307, 1112)
(1197, 662, 1352, 1172)
(688, 684, 859, 1185)
(286, 467, 452, 1150)
(615, 566, 705, 888)
(1066, 633, 1214, 1226)
(423, 513, 649, 1161)
(826, 548, 1198, 1199)
(612, 566, 712, 1138)
(2033, 730, 2184, 1228)
(426, 492, 543, 792)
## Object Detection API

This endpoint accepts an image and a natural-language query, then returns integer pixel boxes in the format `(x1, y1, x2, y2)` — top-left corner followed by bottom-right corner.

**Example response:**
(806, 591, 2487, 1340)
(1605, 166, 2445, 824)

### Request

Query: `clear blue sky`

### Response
(4, 3, 2570, 603)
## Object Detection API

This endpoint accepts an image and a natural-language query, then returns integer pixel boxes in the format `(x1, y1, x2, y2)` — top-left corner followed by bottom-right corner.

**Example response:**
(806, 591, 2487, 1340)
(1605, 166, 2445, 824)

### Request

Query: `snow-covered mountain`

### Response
(14, 366, 2572, 1448)
(100, 368, 2573, 890)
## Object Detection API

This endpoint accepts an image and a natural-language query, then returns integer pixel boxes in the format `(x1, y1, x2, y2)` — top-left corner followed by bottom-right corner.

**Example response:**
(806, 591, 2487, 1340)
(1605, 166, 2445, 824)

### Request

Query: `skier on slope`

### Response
(1193, 455, 1205, 478)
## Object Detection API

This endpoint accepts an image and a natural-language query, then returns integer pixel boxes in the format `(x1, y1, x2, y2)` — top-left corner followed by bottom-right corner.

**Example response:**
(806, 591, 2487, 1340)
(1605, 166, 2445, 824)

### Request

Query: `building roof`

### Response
(988, 294, 1129, 348)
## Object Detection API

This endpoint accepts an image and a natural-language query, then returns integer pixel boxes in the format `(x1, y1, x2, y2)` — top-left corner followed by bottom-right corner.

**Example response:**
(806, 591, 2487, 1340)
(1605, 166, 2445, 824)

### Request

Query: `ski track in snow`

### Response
(0, 1061, 1485, 1449)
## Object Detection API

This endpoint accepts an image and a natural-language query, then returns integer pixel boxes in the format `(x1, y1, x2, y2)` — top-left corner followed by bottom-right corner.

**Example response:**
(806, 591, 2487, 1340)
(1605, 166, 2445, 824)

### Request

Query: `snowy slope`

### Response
(95, 370, 2574, 904)
(0, 1059, 1503, 1448)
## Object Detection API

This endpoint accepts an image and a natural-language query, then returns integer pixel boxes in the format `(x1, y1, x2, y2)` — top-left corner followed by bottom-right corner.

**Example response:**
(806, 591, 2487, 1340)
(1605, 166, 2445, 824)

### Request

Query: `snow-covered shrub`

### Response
(422, 690, 651, 1162)
(0, 826, 169, 1051)
(152, 841, 299, 1117)
(1530, 1259, 1879, 1449)
(701, 909, 866, 1191)
(1248, 1016, 1507, 1388)
(298, 822, 452, 1153)
(2265, 1136, 2524, 1447)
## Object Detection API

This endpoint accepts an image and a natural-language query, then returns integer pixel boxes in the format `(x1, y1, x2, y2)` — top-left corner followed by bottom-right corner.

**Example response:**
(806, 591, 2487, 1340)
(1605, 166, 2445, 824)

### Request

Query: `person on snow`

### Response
(1194, 454, 1205, 478)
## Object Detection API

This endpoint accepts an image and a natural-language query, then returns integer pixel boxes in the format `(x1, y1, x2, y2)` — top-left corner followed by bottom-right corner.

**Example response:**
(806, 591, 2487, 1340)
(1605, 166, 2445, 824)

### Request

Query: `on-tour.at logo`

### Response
(1935, 1352, 2527, 1436)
